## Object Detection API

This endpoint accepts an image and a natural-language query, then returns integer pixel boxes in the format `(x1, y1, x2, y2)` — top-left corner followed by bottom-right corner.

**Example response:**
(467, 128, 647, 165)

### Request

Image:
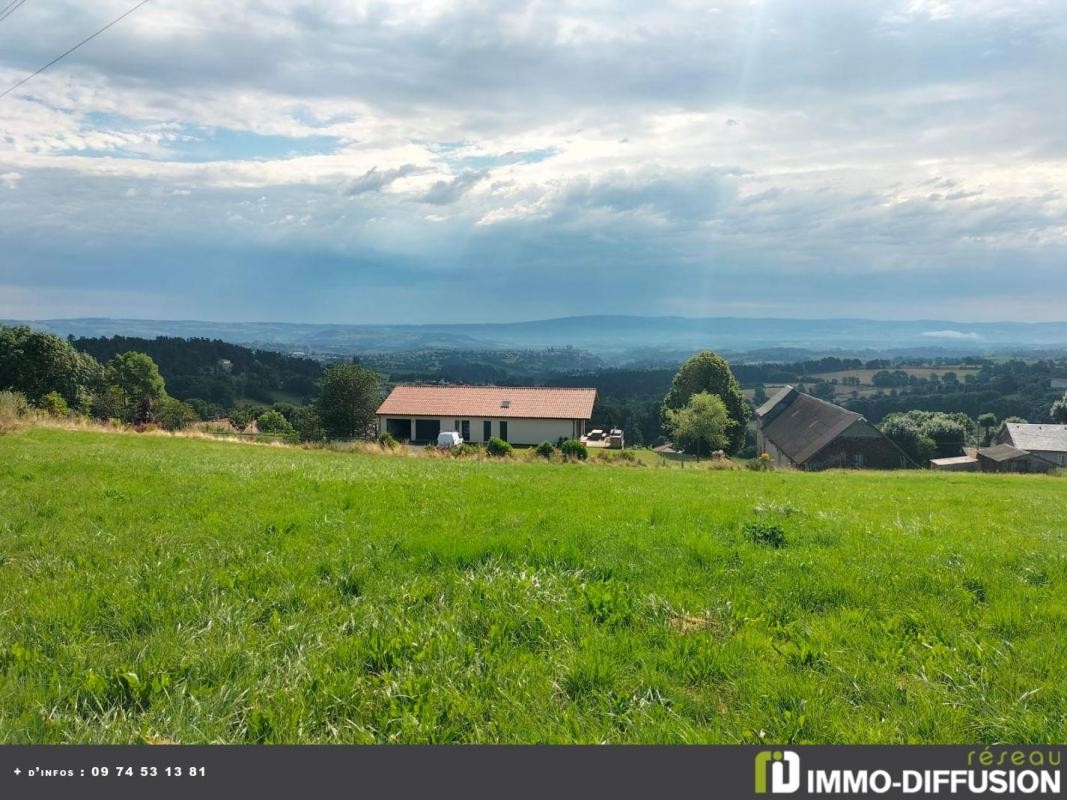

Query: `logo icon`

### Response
(754, 750, 801, 794)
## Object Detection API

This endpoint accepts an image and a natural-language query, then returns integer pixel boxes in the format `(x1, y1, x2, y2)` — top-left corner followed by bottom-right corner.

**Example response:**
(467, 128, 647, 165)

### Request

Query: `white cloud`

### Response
(922, 330, 982, 340)
(0, 0, 1065, 321)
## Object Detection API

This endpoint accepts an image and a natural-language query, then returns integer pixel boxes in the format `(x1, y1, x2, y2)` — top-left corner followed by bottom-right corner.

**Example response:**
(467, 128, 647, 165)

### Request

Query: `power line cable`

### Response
(0, 0, 30, 23)
(0, 0, 153, 100)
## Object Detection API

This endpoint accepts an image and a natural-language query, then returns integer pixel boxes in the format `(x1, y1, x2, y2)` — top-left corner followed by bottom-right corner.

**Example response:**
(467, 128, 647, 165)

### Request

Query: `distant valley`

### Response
(8, 315, 1067, 362)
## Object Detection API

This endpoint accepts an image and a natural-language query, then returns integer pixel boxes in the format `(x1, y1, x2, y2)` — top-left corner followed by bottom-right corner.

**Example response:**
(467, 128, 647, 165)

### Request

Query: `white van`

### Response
(437, 431, 463, 448)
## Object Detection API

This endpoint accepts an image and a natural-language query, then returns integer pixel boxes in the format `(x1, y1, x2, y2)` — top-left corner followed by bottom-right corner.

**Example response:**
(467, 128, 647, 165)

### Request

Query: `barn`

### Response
(998, 423, 1067, 467)
(376, 385, 597, 445)
(755, 386, 912, 470)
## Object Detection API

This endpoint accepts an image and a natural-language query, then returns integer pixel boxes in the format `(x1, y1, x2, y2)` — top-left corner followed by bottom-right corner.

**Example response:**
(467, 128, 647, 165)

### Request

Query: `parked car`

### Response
(581, 428, 625, 449)
(437, 431, 463, 448)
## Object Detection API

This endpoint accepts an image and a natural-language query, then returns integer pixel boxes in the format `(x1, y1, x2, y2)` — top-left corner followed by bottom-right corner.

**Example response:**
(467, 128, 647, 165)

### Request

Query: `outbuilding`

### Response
(976, 444, 1057, 474)
(376, 384, 597, 445)
(755, 385, 913, 470)
(930, 455, 979, 472)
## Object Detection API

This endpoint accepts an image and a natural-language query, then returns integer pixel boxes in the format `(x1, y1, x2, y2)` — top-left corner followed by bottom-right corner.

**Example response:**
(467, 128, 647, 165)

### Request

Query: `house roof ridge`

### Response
(376, 384, 597, 420)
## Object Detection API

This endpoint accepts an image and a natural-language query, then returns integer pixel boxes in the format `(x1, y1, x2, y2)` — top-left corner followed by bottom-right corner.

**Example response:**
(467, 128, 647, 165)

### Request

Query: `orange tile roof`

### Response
(377, 385, 597, 420)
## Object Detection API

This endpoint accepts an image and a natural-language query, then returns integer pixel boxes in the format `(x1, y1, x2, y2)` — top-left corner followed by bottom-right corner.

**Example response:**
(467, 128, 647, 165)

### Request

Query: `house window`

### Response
(852, 453, 865, 467)
(461, 420, 470, 440)
(483, 420, 491, 441)
(499, 421, 508, 442)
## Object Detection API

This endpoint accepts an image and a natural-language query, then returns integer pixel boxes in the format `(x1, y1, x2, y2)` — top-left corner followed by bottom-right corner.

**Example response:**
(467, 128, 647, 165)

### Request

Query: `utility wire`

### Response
(0, 0, 153, 100)
(0, 0, 30, 24)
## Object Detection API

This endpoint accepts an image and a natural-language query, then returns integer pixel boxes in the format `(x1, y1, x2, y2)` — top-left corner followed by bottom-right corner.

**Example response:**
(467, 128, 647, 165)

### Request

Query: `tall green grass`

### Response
(0, 427, 1063, 743)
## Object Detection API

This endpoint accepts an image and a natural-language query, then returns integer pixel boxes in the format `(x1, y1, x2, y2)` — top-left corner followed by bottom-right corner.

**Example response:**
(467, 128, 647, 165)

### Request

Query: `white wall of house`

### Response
(377, 415, 582, 445)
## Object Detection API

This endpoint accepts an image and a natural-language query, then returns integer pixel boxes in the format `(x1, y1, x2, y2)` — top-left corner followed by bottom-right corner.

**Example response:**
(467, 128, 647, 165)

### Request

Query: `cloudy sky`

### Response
(1, 0, 1065, 323)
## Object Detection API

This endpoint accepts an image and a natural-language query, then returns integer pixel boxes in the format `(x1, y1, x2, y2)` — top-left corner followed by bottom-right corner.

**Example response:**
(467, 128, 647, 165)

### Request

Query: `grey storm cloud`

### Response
(555, 169, 739, 223)
(340, 164, 420, 197)
(0, 1, 1059, 128)
(420, 170, 487, 205)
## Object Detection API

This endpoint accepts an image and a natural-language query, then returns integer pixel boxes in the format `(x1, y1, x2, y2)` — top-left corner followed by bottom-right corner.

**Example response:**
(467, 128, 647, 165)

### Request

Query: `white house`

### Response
(998, 423, 1067, 467)
(376, 385, 597, 445)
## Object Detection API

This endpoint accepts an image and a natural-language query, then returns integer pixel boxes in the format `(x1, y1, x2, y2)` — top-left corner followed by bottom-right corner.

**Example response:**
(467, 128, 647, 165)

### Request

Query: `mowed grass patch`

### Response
(0, 427, 1064, 743)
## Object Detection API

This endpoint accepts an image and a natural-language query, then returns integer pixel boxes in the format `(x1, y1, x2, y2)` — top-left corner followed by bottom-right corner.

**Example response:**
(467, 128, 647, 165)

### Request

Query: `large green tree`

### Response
(664, 391, 733, 457)
(105, 351, 167, 423)
(879, 415, 936, 465)
(0, 325, 103, 408)
(662, 351, 748, 453)
(879, 410, 975, 461)
(318, 363, 382, 439)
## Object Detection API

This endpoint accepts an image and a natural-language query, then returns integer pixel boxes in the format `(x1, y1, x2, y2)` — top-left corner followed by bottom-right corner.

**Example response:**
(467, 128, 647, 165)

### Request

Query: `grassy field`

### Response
(740, 367, 983, 403)
(0, 427, 1064, 744)
(809, 367, 980, 383)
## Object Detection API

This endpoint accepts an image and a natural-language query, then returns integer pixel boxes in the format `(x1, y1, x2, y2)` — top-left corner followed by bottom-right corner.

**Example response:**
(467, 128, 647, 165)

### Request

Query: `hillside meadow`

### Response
(0, 427, 1064, 744)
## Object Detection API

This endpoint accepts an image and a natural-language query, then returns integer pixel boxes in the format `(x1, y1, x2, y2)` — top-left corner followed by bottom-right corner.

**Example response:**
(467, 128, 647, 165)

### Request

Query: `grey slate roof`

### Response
(978, 444, 1030, 463)
(755, 385, 796, 419)
(1003, 423, 1067, 453)
(978, 444, 1057, 465)
(757, 386, 864, 465)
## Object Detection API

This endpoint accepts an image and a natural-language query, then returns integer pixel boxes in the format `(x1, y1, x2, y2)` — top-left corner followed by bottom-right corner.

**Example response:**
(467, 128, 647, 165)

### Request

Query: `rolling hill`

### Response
(10, 315, 1067, 359)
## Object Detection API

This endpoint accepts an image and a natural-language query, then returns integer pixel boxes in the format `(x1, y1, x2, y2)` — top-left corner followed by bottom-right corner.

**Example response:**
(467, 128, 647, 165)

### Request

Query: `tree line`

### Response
(73, 335, 322, 412)
(5, 324, 1063, 461)
(0, 326, 383, 440)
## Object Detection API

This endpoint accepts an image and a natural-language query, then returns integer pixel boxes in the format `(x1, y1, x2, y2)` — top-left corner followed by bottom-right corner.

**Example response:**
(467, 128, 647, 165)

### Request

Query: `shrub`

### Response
(743, 520, 786, 548)
(257, 409, 295, 436)
(534, 441, 555, 459)
(157, 397, 199, 431)
(0, 390, 30, 433)
(448, 443, 480, 458)
(747, 452, 774, 471)
(486, 437, 513, 457)
(40, 391, 70, 417)
(91, 386, 126, 422)
(378, 432, 398, 450)
(560, 439, 588, 460)
(617, 449, 637, 462)
(230, 407, 256, 432)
